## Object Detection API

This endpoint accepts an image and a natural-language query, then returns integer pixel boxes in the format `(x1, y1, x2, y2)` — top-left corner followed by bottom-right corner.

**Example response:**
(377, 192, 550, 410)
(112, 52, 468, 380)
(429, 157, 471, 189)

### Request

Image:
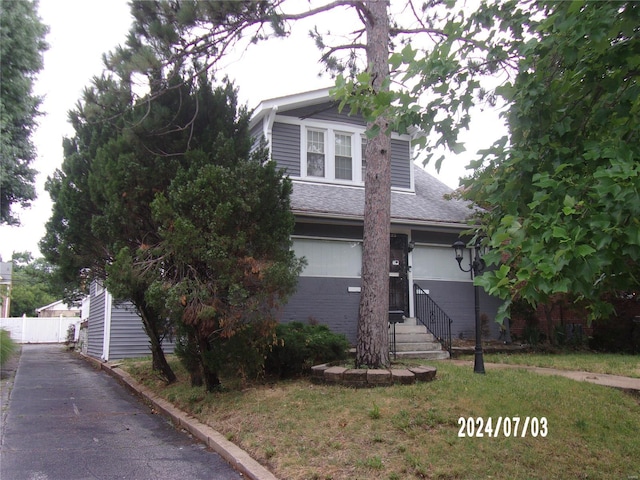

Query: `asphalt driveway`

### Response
(0, 344, 243, 480)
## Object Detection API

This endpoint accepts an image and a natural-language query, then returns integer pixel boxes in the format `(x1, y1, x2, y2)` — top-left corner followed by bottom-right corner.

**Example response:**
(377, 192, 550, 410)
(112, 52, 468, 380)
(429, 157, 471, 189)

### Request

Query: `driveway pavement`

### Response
(0, 344, 243, 480)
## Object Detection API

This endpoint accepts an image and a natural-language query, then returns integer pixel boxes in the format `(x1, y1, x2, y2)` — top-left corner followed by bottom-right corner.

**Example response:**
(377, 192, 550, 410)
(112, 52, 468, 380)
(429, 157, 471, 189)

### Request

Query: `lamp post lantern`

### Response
(452, 238, 486, 374)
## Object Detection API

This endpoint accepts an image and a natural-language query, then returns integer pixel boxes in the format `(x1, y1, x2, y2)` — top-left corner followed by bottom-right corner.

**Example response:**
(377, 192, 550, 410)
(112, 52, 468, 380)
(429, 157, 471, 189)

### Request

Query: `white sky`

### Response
(0, 0, 504, 261)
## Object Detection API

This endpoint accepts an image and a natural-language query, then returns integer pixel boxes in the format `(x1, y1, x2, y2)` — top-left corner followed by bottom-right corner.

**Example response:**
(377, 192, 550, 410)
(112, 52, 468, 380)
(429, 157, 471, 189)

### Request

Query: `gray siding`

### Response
(250, 123, 264, 154)
(414, 280, 501, 340)
(272, 122, 301, 175)
(279, 277, 361, 343)
(390, 139, 411, 189)
(87, 289, 105, 359)
(108, 301, 175, 360)
(108, 301, 150, 360)
(281, 102, 365, 126)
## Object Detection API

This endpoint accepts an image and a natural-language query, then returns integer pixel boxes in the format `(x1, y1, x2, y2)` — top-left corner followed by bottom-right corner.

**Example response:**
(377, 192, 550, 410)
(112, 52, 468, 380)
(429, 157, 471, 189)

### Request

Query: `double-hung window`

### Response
(305, 127, 359, 183)
(306, 129, 325, 178)
(334, 132, 353, 180)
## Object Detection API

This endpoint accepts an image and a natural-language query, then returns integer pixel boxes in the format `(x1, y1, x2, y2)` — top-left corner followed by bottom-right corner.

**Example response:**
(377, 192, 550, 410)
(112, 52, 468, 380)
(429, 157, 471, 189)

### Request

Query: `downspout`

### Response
(102, 290, 112, 361)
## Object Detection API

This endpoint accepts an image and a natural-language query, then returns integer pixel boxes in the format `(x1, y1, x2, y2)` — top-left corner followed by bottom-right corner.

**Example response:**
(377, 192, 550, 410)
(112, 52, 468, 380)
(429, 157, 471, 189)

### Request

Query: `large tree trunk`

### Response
(356, 0, 391, 369)
(137, 302, 177, 384)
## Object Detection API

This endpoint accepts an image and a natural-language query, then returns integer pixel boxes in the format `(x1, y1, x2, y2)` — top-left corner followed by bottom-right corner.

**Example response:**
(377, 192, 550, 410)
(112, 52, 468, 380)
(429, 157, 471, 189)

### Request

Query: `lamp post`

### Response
(452, 238, 486, 374)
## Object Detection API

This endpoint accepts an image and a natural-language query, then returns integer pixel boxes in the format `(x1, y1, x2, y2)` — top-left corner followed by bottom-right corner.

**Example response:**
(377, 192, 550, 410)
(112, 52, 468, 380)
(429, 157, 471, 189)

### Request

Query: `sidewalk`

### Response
(447, 359, 640, 391)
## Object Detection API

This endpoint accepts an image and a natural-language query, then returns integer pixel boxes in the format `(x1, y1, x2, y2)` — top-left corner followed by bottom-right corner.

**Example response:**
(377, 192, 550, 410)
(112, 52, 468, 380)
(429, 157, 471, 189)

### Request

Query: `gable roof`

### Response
(250, 87, 333, 130)
(35, 299, 79, 313)
(291, 166, 472, 227)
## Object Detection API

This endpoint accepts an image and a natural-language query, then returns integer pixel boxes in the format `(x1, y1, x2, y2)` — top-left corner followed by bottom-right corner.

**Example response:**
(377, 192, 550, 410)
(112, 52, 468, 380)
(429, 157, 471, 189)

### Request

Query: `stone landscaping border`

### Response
(311, 363, 436, 387)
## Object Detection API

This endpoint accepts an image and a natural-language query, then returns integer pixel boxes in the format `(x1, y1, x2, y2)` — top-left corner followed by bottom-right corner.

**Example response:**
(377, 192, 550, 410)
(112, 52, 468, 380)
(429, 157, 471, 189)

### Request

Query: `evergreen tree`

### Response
(0, 0, 48, 224)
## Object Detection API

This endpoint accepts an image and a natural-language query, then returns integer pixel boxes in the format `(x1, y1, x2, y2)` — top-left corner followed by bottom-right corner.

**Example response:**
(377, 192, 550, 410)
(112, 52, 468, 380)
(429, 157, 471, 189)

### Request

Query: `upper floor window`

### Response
(306, 129, 325, 177)
(334, 133, 353, 180)
(304, 127, 360, 184)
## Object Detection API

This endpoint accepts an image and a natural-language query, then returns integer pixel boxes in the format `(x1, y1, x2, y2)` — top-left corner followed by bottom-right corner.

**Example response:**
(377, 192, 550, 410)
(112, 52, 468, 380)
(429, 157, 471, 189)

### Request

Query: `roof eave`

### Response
(292, 210, 470, 230)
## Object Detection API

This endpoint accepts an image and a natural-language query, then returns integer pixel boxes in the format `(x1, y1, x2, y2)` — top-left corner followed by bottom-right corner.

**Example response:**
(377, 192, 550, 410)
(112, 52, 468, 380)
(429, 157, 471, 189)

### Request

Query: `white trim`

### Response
(102, 290, 113, 361)
(348, 286, 361, 293)
(263, 106, 278, 154)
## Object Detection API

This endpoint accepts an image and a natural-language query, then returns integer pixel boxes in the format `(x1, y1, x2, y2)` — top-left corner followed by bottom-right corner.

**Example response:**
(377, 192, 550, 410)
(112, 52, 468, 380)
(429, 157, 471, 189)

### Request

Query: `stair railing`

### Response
(413, 284, 453, 356)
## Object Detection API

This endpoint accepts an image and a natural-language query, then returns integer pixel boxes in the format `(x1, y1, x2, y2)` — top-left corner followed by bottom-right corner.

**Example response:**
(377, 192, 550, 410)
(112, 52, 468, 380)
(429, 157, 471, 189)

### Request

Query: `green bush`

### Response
(0, 329, 17, 368)
(265, 322, 349, 378)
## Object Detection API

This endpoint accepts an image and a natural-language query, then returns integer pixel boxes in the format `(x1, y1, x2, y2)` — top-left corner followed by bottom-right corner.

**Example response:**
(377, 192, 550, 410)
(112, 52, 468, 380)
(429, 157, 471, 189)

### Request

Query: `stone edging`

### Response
(311, 363, 437, 387)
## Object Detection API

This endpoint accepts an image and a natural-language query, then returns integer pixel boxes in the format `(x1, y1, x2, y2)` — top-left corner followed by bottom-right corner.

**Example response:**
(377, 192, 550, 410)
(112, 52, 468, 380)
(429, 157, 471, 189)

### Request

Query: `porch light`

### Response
(452, 240, 466, 265)
(452, 237, 487, 374)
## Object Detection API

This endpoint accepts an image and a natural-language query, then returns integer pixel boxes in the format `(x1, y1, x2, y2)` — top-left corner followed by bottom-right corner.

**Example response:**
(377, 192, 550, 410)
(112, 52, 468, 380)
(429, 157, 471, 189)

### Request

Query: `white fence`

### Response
(0, 317, 80, 344)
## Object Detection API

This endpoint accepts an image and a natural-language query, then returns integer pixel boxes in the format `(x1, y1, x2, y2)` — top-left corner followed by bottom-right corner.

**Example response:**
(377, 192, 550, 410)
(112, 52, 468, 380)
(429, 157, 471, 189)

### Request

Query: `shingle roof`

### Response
(291, 166, 473, 226)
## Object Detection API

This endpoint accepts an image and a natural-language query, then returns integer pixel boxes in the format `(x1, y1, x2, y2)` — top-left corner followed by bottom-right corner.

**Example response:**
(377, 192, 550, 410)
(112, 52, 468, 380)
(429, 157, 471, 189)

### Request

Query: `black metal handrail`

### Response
(413, 284, 453, 356)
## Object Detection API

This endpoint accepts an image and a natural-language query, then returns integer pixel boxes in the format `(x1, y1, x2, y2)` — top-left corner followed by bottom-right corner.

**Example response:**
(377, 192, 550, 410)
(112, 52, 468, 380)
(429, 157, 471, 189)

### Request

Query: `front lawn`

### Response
(461, 351, 640, 378)
(122, 357, 640, 479)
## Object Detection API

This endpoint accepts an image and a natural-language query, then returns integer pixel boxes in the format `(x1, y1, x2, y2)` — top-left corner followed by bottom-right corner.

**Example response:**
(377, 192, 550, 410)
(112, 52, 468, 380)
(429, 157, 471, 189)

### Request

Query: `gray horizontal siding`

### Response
(413, 280, 501, 340)
(250, 123, 264, 154)
(108, 301, 175, 360)
(108, 302, 150, 360)
(272, 122, 301, 175)
(279, 277, 361, 344)
(87, 291, 105, 359)
(282, 102, 365, 126)
(390, 139, 411, 189)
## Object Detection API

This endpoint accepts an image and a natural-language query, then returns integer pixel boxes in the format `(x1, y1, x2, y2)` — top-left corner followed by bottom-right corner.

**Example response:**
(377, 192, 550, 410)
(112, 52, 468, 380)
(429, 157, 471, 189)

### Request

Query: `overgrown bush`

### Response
(1, 329, 17, 367)
(265, 322, 349, 378)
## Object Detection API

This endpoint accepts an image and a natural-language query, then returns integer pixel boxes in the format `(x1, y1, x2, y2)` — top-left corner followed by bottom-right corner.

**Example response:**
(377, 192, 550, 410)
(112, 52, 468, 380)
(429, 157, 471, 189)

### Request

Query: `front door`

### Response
(389, 234, 409, 316)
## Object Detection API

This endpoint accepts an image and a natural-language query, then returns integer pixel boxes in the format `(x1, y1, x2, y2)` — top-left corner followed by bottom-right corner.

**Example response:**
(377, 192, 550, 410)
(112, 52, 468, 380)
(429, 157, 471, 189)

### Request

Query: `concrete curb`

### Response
(79, 353, 279, 480)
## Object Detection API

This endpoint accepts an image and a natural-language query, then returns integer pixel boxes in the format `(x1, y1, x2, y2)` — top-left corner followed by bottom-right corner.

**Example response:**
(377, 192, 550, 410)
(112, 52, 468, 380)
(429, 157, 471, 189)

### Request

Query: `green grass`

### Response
(0, 329, 17, 368)
(460, 351, 640, 378)
(122, 356, 640, 480)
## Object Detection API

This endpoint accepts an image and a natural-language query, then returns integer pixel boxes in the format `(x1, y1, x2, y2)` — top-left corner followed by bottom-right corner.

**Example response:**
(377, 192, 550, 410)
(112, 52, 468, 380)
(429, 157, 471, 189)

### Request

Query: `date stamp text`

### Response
(457, 416, 548, 438)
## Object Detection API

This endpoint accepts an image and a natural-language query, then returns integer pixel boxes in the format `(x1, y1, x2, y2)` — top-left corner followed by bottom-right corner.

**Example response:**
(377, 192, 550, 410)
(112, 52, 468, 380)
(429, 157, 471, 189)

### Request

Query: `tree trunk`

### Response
(197, 333, 222, 392)
(356, 0, 391, 369)
(137, 303, 177, 384)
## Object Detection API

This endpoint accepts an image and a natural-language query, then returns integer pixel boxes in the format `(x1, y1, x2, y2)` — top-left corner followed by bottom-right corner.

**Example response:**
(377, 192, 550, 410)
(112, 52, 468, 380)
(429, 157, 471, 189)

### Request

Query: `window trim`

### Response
(302, 126, 363, 184)
(274, 115, 414, 191)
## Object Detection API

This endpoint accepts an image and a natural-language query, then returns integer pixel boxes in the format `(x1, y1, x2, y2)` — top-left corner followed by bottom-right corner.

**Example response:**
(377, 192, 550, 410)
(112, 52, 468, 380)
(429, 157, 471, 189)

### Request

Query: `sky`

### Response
(0, 0, 504, 261)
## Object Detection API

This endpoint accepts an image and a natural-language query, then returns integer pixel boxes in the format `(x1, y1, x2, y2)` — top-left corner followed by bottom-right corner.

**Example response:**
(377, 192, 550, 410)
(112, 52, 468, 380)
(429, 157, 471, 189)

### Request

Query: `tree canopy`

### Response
(7, 252, 63, 317)
(0, 0, 48, 225)
(459, 1, 640, 322)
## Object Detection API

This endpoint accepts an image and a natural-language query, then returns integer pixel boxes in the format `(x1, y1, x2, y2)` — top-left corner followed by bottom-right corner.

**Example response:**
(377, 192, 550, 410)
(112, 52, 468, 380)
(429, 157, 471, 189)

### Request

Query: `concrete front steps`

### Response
(390, 318, 450, 360)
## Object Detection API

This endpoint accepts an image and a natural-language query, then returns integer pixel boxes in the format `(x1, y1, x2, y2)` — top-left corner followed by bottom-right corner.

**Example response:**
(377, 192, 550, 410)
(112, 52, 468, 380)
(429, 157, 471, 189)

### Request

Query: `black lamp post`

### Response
(452, 238, 486, 374)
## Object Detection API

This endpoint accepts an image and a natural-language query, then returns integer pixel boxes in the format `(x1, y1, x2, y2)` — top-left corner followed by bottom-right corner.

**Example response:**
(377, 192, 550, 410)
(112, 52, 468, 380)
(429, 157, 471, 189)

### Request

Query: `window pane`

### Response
(335, 133, 352, 157)
(307, 130, 325, 177)
(412, 246, 471, 282)
(293, 238, 362, 277)
(335, 156, 352, 180)
(335, 133, 352, 180)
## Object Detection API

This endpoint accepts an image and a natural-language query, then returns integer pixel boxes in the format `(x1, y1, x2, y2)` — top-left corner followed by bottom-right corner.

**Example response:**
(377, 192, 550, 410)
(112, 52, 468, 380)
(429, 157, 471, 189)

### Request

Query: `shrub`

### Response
(265, 321, 349, 378)
(0, 329, 17, 368)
